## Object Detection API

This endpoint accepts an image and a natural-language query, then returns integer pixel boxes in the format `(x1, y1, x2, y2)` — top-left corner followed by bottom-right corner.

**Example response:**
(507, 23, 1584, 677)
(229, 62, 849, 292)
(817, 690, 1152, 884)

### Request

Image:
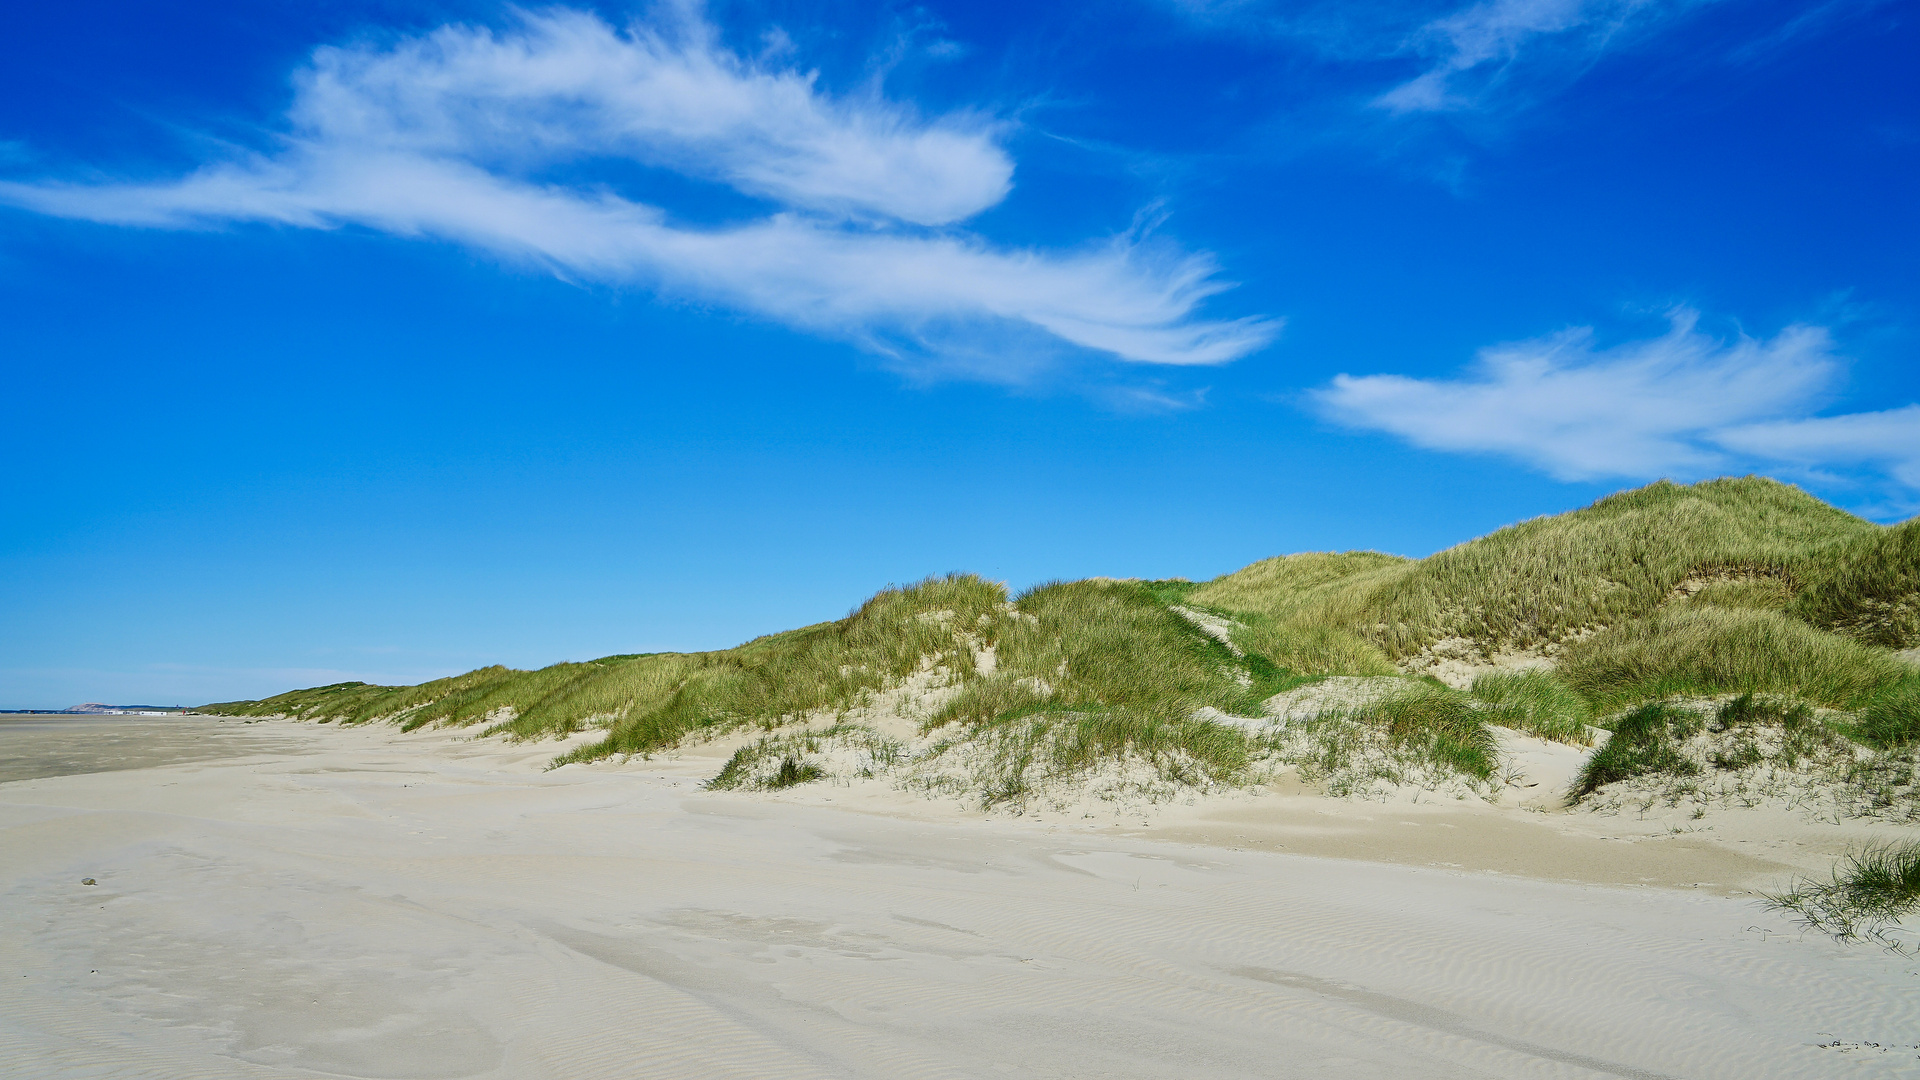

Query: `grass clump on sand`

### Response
(1273, 681, 1501, 796)
(1765, 841, 1920, 949)
(1831, 675, 1920, 821)
(1559, 606, 1909, 713)
(1701, 693, 1829, 773)
(1573, 703, 1701, 798)
(1570, 694, 1871, 811)
(706, 724, 903, 791)
(913, 710, 1254, 809)
(1466, 670, 1594, 744)
(1356, 683, 1498, 780)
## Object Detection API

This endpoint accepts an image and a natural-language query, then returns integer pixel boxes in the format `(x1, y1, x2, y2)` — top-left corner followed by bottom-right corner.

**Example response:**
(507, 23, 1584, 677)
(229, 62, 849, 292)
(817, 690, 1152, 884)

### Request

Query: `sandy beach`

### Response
(3, 717, 1918, 1079)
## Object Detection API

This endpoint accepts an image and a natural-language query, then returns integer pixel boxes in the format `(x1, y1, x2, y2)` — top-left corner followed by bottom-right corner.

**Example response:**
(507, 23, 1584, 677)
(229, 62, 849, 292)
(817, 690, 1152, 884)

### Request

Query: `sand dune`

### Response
(3, 719, 1917, 1078)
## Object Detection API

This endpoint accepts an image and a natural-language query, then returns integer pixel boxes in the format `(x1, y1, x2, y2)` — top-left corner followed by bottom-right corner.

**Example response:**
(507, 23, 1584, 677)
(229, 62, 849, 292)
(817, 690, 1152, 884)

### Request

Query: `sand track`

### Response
(2, 719, 1917, 1079)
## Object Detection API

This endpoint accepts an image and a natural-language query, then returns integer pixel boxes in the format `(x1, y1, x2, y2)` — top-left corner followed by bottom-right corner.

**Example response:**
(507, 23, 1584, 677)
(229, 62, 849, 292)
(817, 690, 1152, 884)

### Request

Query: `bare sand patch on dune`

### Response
(3, 720, 1918, 1079)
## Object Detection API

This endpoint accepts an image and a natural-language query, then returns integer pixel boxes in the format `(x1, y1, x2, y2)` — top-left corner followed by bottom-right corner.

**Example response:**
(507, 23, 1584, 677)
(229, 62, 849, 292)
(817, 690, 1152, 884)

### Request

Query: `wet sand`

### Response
(2, 720, 1917, 1079)
(0, 715, 308, 784)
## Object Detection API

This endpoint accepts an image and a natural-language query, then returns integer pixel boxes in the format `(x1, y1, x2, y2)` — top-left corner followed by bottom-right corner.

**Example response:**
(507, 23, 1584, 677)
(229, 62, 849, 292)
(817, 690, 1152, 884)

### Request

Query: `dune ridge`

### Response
(194, 476, 1920, 939)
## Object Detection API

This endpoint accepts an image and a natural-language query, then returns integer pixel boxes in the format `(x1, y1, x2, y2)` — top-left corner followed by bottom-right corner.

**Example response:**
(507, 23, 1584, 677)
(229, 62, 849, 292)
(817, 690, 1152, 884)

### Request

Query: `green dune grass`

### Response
(1191, 476, 1877, 664)
(1790, 518, 1920, 648)
(1560, 606, 1909, 712)
(1466, 670, 1595, 745)
(1572, 702, 1703, 798)
(1850, 675, 1920, 750)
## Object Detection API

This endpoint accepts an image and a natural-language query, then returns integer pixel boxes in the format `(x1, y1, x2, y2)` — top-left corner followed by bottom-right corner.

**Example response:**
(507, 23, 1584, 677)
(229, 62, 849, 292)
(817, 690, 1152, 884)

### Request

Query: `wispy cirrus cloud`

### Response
(0, 6, 1275, 374)
(1374, 0, 1678, 114)
(280, 6, 1011, 227)
(1314, 310, 1920, 498)
(1159, 0, 1882, 122)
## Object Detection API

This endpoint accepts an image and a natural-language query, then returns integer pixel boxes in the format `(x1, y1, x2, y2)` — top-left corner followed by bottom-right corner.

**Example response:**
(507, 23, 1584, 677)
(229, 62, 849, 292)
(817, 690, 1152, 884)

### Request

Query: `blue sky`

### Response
(2, 0, 1914, 708)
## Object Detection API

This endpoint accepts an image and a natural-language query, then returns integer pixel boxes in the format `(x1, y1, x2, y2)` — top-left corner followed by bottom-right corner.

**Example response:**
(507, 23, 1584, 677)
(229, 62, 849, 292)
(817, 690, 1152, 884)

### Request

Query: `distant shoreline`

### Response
(0, 708, 196, 717)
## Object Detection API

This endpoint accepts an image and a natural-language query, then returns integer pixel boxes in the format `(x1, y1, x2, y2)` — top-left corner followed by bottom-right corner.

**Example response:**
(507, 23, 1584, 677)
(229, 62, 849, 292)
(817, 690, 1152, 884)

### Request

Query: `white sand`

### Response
(3, 719, 1918, 1079)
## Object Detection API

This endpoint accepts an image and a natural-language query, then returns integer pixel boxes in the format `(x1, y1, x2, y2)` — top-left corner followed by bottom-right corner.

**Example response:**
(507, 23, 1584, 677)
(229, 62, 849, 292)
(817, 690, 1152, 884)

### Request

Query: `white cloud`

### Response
(0, 6, 1274, 371)
(1154, 0, 1693, 114)
(286, 7, 1011, 226)
(1717, 406, 1920, 489)
(1167, 0, 1877, 124)
(1375, 0, 1671, 114)
(1310, 310, 1920, 484)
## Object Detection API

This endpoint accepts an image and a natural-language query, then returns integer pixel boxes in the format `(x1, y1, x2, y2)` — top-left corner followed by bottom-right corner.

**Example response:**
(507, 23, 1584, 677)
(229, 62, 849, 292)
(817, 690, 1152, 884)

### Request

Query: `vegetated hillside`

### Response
(204, 477, 1920, 819)
(1190, 476, 1883, 673)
